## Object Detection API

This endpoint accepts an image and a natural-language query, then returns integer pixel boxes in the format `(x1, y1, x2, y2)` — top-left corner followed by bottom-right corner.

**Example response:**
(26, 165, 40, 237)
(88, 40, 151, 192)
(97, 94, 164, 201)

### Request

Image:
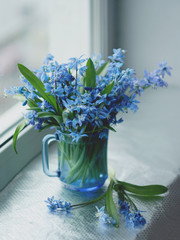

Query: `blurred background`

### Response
(0, 0, 179, 122)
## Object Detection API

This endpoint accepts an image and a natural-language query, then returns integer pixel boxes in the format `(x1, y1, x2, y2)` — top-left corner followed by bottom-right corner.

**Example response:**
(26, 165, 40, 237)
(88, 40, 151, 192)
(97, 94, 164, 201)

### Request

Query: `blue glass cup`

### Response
(42, 131, 108, 192)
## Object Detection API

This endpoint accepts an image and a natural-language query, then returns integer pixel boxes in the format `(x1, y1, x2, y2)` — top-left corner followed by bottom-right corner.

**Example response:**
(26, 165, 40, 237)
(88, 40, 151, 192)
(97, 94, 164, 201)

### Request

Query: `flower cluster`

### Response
(4, 49, 172, 143)
(45, 196, 71, 212)
(118, 200, 146, 228)
(45, 176, 167, 229)
(95, 201, 146, 228)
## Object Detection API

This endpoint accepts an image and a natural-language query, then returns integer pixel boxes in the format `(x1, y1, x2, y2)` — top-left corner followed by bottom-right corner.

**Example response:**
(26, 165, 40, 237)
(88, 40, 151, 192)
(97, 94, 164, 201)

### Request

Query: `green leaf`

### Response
(84, 58, 96, 88)
(118, 181, 168, 196)
(37, 112, 62, 125)
(100, 125, 116, 132)
(27, 98, 38, 108)
(101, 81, 114, 95)
(13, 119, 27, 154)
(96, 61, 109, 77)
(33, 91, 43, 99)
(37, 112, 55, 118)
(17, 64, 60, 113)
(26, 107, 42, 112)
(33, 97, 42, 103)
(105, 180, 119, 228)
(71, 192, 106, 208)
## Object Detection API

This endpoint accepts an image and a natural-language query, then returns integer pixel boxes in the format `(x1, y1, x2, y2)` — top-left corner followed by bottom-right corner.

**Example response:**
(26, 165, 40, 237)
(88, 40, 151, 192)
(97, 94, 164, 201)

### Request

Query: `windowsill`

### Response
(0, 125, 53, 192)
(0, 102, 25, 145)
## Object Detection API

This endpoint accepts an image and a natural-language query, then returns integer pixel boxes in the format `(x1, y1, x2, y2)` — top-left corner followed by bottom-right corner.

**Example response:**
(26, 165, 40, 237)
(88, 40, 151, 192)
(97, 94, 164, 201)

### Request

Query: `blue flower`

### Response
(24, 111, 37, 125)
(118, 200, 130, 215)
(126, 211, 146, 228)
(79, 66, 87, 76)
(156, 60, 172, 78)
(22, 100, 27, 106)
(40, 66, 50, 82)
(99, 130, 108, 139)
(95, 206, 116, 225)
(91, 53, 105, 69)
(43, 53, 54, 64)
(69, 128, 88, 143)
(118, 200, 146, 228)
(108, 48, 126, 62)
(68, 55, 86, 69)
(17, 86, 24, 94)
(45, 196, 71, 212)
(45, 196, 58, 212)
(54, 85, 65, 97)
(4, 86, 17, 95)
(44, 83, 53, 93)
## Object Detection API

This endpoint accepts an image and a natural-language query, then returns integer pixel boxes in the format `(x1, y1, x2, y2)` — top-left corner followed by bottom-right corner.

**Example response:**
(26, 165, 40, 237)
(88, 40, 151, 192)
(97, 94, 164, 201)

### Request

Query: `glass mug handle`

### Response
(42, 133, 60, 177)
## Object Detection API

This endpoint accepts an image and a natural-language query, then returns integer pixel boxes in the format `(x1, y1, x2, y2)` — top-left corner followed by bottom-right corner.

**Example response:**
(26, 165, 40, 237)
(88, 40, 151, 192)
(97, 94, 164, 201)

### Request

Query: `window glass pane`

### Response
(0, 0, 48, 115)
(0, 0, 91, 118)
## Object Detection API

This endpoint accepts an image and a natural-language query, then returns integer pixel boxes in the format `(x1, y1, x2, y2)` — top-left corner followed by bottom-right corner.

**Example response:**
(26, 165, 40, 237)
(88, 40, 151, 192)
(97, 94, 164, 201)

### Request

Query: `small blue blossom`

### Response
(156, 60, 172, 78)
(68, 55, 86, 69)
(108, 48, 126, 62)
(4, 86, 17, 95)
(22, 100, 27, 106)
(118, 200, 146, 228)
(44, 83, 52, 93)
(79, 66, 87, 76)
(126, 210, 146, 228)
(24, 111, 37, 125)
(118, 200, 130, 215)
(99, 130, 108, 139)
(17, 86, 24, 94)
(45, 196, 58, 212)
(69, 128, 88, 143)
(91, 53, 105, 69)
(43, 53, 54, 64)
(45, 196, 71, 212)
(95, 206, 116, 225)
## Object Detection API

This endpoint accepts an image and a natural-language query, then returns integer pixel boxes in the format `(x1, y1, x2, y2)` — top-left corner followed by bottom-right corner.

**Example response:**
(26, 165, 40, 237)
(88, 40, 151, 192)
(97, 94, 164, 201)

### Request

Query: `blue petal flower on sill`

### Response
(126, 211, 146, 228)
(118, 200, 146, 228)
(45, 196, 72, 212)
(45, 196, 58, 212)
(95, 206, 116, 225)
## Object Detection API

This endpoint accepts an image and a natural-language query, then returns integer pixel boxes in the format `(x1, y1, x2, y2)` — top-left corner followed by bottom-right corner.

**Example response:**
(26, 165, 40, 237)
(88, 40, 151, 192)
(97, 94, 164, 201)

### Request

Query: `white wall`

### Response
(117, 0, 180, 86)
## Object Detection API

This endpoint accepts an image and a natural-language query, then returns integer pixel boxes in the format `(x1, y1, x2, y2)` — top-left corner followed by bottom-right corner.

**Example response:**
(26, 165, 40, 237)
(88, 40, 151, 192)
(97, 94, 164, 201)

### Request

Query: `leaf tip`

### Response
(115, 224, 119, 228)
(13, 140, 18, 154)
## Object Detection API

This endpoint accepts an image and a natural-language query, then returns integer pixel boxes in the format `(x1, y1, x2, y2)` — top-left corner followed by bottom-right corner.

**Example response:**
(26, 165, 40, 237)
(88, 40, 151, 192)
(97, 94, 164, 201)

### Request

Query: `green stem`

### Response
(71, 192, 106, 208)
(123, 191, 138, 211)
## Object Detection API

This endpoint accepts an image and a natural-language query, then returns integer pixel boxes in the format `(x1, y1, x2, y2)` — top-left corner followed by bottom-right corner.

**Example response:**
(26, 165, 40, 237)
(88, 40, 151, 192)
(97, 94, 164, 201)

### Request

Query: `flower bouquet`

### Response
(5, 48, 172, 228)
